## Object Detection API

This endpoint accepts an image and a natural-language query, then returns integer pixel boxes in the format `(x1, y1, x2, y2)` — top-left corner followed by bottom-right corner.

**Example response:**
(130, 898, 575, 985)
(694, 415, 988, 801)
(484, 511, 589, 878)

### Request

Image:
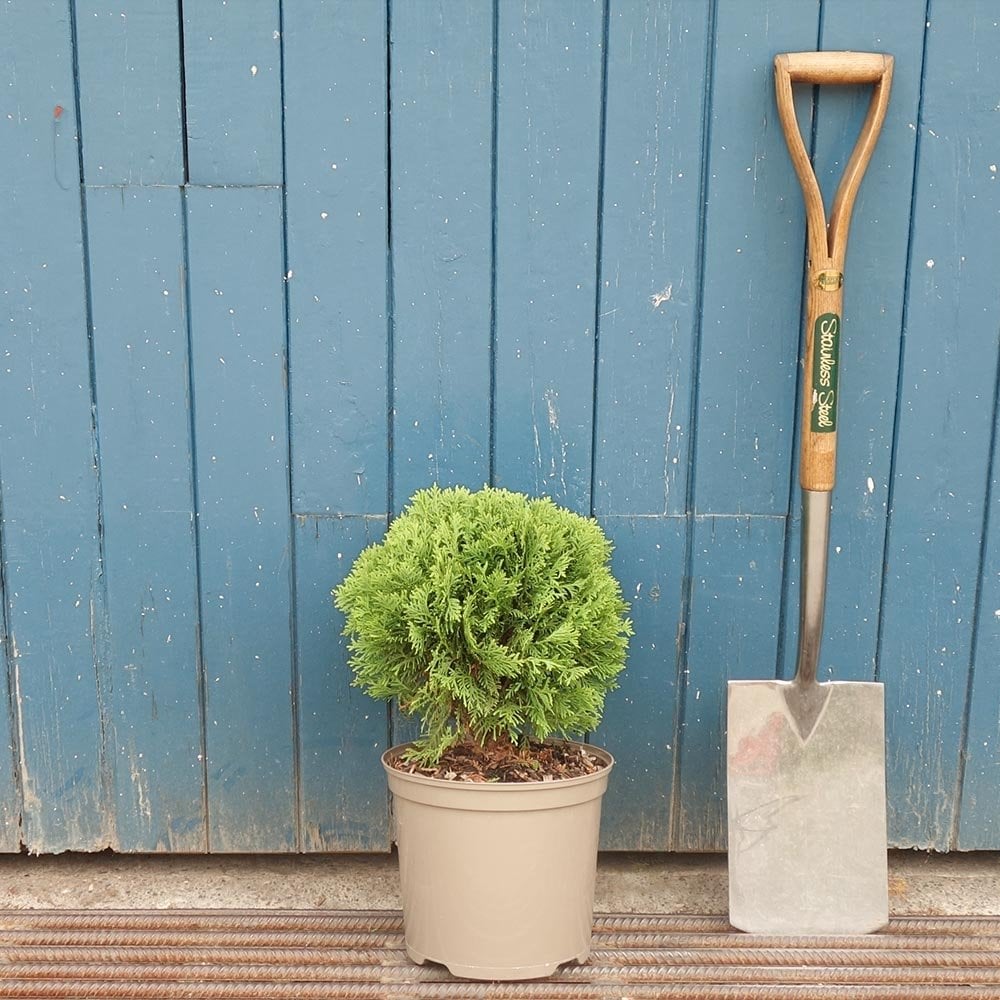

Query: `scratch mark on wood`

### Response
(9, 637, 39, 815)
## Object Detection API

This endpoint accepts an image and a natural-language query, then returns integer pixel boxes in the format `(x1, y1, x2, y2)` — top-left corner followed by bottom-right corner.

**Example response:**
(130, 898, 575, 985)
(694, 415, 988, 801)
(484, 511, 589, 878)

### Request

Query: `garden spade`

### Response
(727, 52, 894, 935)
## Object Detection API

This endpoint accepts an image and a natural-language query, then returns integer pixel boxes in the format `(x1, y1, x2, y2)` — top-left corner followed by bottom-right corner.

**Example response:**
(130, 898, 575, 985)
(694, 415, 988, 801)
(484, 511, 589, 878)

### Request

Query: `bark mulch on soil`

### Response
(386, 739, 606, 783)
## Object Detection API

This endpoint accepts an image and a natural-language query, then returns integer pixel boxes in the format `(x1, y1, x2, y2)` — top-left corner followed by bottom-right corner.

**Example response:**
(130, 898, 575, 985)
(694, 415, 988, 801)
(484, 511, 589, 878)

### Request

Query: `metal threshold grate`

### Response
(0, 910, 996, 997)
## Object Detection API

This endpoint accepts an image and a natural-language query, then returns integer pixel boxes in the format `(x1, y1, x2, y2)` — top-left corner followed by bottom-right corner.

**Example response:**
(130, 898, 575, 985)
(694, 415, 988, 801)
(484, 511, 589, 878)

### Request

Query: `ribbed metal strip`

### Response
(596, 931, 1000, 951)
(0, 982, 997, 999)
(0, 910, 996, 999)
(592, 914, 1000, 937)
(1, 944, 997, 970)
(0, 910, 405, 932)
(0, 929, 407, 949)
(2, 962, 999, 986)
(0, 946, 390, 966)
(3, 910, 998, 936)
(0, 928, 995, 952)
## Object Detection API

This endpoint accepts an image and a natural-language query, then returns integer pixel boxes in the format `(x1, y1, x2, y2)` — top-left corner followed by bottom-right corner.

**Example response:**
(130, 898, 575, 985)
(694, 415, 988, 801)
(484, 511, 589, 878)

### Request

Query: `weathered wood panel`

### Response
(0, 0, 108, 853)
(185, 186, 296, 851)
(960, 431, 1000, 848)
(283, 0, 388, 516)
(0, 543, 16, 850)
(389, 0, 494, 508)
(879, 4, 1000, 849)
(85, 187, 205, 852)
(693, 0, 819, 518)
(675, 515, 787, 850)
(595, 516, 687, 850)
(281, 1, 395, 826)
(182, 0, 282, 186)
(492, 0, 605, 512)
(594, 0, 710, 518)
(74, 1, 184, 185)
(590, 0, 712, 849)
(295, 515, 389, 851)
(1, 0, 998, 853)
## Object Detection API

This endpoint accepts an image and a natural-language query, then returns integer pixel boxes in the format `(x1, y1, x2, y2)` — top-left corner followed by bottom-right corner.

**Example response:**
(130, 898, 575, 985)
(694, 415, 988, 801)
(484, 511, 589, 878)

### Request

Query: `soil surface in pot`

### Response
(388, 739, 607, 783)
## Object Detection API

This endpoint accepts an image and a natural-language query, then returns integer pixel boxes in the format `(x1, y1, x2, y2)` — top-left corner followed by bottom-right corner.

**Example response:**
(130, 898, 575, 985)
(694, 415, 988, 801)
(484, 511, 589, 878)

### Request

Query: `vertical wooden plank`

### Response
(183, 0, 282, 185)
(960, 433, 1000, 848)
(677, 0, 821, 850)
(693, 0, 819, 517)
(493, 0, 604, 513)
(589, 1, 711, 850)
(283, 0, 388, 515)
(593, 0, 710, 518)
(390, 0, 493, 508)
(0, 1, 109, 853)
(595, 516, 686, 850)
(282, 0, 391, 829)
(296, 515, 389, 851)
(0, 521, 20, 851)
(777, 0, 928, 685)
(86, 187, 205, 852)
(675, 515, 787, 850)
(186, 186, 295, 851)
(74, 1, 184, 185)
(879, 6, 1000, 849)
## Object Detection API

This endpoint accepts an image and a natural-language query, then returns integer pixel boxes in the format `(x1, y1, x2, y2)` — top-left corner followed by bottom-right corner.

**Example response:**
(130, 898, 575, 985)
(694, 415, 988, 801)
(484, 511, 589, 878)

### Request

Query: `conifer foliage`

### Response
(334, 486, 632, 765)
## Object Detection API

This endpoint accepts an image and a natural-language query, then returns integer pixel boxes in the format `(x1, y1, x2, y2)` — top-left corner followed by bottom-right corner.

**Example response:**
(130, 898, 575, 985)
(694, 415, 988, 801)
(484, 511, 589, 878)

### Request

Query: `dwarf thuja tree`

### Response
(333, 486, 632, 765)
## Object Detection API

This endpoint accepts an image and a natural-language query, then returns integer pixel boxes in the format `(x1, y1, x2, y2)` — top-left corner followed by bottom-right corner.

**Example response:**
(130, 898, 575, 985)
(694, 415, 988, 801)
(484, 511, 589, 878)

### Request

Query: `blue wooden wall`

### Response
(0, 0, 997, 854)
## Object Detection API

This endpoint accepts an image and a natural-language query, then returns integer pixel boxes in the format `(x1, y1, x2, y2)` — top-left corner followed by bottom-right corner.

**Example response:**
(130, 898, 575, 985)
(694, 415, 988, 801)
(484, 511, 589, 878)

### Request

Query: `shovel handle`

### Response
(779, 51, 891, 85)
(774, 52, 893, 491)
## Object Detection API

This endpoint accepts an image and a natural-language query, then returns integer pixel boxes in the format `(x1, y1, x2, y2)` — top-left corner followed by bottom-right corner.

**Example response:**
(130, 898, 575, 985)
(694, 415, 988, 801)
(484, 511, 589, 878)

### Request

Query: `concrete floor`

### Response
(0, 851, 995, 915)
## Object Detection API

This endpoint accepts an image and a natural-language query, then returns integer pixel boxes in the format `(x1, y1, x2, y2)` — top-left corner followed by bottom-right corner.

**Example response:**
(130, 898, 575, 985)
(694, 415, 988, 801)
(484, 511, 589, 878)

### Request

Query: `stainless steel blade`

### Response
(727, 678, 888, 934)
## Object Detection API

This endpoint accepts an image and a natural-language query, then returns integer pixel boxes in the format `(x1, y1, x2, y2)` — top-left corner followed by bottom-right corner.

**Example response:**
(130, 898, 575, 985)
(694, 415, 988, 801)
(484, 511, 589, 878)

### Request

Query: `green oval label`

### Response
(811, 313, 840, 433)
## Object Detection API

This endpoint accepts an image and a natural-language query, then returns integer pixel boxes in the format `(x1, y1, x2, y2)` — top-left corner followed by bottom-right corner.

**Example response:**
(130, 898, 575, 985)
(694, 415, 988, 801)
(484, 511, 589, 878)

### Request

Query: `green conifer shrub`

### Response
(333, 485, 632, 766)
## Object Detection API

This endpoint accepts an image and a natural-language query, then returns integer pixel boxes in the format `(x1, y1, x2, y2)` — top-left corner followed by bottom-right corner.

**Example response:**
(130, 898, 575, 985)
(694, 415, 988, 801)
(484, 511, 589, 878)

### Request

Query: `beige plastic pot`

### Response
(383, 742, 613, 981)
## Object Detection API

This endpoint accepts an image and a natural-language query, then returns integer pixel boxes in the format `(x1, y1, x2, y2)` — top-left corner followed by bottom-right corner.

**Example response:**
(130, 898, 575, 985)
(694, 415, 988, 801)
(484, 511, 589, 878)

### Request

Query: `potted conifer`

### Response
(333, 485, 631, 981)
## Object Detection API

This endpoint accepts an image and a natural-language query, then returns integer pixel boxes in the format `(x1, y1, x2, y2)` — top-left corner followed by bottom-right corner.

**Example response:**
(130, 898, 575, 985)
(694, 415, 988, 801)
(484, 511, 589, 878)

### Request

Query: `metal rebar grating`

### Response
(0, 910, 996, 998)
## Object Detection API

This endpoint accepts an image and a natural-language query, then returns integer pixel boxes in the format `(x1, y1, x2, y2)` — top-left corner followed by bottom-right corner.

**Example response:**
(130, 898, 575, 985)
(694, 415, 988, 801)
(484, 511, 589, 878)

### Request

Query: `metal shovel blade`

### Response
(727, 679, 888, 934)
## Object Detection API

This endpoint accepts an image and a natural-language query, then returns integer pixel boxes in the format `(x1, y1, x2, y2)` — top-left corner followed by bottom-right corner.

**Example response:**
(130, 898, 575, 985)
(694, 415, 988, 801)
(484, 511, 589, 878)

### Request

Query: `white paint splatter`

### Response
(926, 259, 935, 268)
(867, 476, 876, 494)
(650, 284, 673, 308)
(250, 65, 258, 77)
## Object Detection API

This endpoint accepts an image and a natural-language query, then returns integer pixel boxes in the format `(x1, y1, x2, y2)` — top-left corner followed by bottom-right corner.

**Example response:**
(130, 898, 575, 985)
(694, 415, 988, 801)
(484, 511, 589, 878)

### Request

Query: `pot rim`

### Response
(381, 738, 614, 792)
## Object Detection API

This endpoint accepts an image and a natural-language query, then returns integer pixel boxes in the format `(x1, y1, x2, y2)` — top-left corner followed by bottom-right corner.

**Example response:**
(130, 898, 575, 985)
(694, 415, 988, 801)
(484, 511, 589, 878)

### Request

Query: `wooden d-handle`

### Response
(777, 51, 892, 85)
(774, 51, 893, 492)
